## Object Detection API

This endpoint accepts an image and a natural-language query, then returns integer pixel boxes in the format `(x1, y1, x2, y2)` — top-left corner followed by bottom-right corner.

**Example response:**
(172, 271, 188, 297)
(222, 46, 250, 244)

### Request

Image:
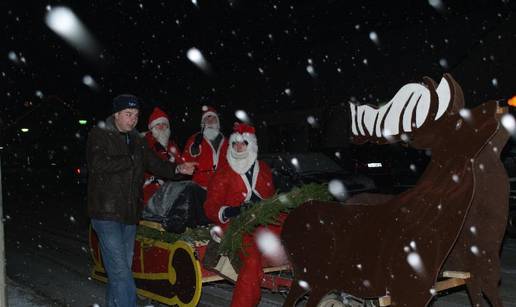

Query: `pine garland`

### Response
(217, 183, 332, 261)
(136, 224, 211, 245)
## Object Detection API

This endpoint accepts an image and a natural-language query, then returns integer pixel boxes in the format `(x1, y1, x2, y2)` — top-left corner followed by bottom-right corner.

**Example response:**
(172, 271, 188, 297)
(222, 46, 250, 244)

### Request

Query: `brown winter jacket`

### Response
(87, 116, 181, 224)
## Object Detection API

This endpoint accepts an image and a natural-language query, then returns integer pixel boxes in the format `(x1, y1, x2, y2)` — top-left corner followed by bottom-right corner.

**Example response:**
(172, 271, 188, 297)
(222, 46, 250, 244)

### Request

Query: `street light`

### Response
(78, 119, 88, 125)
(20, 128, 29, 133)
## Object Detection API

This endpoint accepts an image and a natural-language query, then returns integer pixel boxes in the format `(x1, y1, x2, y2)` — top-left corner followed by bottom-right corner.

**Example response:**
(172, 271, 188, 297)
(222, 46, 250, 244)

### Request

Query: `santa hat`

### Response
(230, 122, 257, 147)
(148, 107, 170, 130)
(232, 122, 255, 136)
(201, 105, 219, 126)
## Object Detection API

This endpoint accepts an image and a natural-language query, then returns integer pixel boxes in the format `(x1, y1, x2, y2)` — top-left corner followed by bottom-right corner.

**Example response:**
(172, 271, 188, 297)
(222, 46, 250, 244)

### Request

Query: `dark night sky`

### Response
(1, 0, 515, 149)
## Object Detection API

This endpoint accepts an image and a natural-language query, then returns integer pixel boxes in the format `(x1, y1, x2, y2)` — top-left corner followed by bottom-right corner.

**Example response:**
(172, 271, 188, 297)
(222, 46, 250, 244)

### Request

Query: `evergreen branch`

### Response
(218, 183, 332, 261)
(136, 224, 211, 245)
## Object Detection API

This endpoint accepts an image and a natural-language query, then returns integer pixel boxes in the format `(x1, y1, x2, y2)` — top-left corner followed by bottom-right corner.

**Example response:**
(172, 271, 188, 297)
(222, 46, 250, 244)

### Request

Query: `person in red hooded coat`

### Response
(182, 106, 229, 189)
(143, 107, 183, 204)
(204, 122, 282, 307)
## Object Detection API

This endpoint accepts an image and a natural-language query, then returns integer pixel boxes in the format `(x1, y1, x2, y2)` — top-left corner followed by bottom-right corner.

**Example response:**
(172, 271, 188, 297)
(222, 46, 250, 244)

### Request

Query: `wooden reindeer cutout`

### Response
(280, 74, 509, 307)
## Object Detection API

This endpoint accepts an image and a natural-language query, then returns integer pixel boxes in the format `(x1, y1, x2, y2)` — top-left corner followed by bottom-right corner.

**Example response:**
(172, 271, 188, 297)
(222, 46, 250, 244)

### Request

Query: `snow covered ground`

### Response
(7, 278, 59, 307)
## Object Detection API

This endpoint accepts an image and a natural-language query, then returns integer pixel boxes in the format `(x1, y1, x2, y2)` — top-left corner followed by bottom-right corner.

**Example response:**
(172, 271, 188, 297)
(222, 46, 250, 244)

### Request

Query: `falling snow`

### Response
(407, 252, 425, 274)
(501, 114, 516, 135)
(328, 179, 348, 201)
(298, 280, 310, 290)
(235, 110, 250, 123)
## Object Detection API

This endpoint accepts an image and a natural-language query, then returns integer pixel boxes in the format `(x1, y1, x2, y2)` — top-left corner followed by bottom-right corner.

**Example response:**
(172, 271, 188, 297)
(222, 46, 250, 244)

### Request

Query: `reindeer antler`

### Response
(350, 74, 463, 146)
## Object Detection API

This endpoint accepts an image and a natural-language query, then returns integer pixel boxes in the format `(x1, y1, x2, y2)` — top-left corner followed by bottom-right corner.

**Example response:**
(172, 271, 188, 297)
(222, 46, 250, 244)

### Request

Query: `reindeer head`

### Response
(349, 74, 465, 149)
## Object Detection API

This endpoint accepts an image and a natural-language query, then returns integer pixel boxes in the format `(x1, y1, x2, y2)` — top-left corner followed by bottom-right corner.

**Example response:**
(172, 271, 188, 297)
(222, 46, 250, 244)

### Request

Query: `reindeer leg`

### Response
(282, 279, 309, 307)
(304, 287, 328, 307)
(481, 283, 503, 307)
(480, 268, 503, 307)
(465, 277, 486, 307)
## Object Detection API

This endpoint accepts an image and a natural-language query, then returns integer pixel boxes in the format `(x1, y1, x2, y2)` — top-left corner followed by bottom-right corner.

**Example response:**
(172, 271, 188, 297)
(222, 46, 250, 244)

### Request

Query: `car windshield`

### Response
(282, 152, 344, 174)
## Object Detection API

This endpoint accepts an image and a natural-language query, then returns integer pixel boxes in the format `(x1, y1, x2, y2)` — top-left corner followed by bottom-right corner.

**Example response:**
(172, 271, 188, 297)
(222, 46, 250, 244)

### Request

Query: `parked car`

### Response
(330, 140, 516, 238)
(260, 152, 376, 196)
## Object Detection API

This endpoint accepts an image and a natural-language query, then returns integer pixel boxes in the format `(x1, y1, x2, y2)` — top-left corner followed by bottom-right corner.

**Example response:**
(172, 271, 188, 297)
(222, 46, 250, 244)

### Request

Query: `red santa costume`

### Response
(143, 107, 183, 204)
(204, 123, 281, 307)
(182, 106, 229, 189)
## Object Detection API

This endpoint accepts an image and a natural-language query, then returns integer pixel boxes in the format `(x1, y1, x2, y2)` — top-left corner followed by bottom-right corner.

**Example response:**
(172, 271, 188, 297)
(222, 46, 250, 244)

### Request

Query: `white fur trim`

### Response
(148, 116, 169, 130)
(203, 133, 225, 169)
(228, 151, 257, 174)
(227, 132, 258, 174)
(251, 162, 263, 199)
(239, 162, 261, 202)
(218, 206, 230, 224)
(201, 111, 218, 121)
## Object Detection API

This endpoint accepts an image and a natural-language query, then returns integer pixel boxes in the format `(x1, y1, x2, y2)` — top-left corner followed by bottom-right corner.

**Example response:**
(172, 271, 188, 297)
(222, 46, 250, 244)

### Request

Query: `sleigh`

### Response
(88, 220, 293, 306)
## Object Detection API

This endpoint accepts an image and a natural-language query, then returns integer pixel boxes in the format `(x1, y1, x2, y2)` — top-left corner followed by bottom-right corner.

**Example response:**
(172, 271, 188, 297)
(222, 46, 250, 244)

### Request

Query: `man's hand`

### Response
(176, 162, 198, 175)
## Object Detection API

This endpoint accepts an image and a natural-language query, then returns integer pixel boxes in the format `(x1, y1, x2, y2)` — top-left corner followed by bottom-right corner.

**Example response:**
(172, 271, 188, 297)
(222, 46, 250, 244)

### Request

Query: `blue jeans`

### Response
(91, 219, 137, 307)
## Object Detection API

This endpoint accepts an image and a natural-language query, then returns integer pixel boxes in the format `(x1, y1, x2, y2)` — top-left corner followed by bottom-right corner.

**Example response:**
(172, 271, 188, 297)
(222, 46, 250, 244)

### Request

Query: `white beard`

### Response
(151, 127, 171, 148)
(228, 149, 257, 174)
(203, 127, 219, 141)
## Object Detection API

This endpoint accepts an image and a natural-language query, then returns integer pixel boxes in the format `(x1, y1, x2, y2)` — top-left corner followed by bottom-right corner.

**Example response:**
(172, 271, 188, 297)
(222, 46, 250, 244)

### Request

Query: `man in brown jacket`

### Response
(87, 94, 195, 307)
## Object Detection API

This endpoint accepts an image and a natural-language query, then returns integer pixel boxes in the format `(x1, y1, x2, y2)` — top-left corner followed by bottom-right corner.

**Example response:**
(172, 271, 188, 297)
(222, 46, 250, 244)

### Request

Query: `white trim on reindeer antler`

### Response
(350, 76, 452, 138)
(435, 77, 451, 120)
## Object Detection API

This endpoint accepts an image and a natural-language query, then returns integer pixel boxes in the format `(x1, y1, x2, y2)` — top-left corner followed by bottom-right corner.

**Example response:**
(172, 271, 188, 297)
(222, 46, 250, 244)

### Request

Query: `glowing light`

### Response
(21, 128, 29, 133)
(508, 96, 516, 107)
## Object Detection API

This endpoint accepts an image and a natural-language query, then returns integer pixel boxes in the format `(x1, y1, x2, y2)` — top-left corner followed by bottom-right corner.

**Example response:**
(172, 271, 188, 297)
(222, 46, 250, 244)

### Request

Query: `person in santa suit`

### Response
(204, 122, 280, 307)
(182, 106, 229, 189)
(143, 107, 183, 204)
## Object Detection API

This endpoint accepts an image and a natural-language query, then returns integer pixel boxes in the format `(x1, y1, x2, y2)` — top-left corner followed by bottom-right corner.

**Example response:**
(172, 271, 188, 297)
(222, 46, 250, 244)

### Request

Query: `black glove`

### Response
(190, 131, 204, 156)
(222, 206, 241, 222)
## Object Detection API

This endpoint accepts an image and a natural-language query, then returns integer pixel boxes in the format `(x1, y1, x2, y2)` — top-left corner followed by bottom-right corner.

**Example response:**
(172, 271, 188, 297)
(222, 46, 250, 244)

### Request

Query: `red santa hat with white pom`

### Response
(148, 107, 170, 130)
(201, 105, 220, 129)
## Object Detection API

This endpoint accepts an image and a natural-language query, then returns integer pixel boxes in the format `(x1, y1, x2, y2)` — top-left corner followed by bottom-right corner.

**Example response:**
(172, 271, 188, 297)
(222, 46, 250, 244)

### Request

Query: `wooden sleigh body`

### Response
(88, 220, 292, 307)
